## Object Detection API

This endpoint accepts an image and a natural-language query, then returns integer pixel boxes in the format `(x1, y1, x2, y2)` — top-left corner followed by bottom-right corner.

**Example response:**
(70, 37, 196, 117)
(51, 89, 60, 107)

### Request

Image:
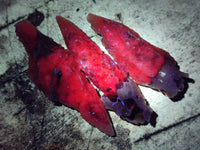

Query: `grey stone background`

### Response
(0, 0, 199, 149)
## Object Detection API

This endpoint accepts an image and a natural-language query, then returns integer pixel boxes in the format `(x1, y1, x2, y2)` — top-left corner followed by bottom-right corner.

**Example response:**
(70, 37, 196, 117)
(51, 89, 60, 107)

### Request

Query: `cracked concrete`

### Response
(0, 0, 200, 149)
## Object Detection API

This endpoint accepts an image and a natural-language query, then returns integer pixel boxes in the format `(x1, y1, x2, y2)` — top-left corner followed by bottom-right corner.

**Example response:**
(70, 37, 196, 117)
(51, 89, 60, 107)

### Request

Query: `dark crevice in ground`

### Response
(134, 113, 200, 143)
(0, 0, 54, 31)
(0, 15, 27, 31)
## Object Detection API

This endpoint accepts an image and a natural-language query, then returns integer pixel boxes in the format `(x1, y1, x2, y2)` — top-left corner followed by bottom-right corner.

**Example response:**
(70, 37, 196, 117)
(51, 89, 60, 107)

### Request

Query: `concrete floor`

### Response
(0, 0, 199, 149)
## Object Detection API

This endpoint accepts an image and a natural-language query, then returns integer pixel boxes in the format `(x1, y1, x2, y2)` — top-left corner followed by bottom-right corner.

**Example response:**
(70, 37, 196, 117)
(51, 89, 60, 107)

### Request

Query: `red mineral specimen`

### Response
(56, 16, 156, 126)
(15, 20, 114, 136)
(87, 13, 188, 98)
